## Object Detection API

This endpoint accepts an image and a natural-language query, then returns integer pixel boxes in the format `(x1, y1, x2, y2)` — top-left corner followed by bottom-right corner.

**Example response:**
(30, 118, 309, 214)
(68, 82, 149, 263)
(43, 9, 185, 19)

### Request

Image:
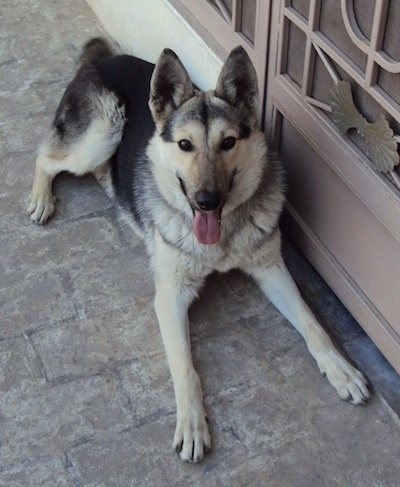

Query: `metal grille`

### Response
(280, 0, 400, 119)
(274, 0, 400, 181)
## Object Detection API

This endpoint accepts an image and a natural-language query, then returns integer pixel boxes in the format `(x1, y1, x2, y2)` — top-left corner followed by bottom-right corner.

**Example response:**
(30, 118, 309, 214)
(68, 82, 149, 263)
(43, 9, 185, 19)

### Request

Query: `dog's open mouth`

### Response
(178, 174, 236, 246)
(193, 209, 221, 245)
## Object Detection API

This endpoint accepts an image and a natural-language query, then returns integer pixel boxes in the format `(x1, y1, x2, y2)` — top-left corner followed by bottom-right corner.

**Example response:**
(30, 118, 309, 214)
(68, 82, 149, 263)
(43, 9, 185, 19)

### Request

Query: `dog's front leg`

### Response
(245, 260, 369, 404)
(152, 235, 211, 462)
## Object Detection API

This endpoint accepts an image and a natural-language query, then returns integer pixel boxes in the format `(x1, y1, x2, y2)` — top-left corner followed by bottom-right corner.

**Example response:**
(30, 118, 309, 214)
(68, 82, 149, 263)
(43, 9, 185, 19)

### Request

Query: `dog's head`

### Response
(148, 46, 265, 245)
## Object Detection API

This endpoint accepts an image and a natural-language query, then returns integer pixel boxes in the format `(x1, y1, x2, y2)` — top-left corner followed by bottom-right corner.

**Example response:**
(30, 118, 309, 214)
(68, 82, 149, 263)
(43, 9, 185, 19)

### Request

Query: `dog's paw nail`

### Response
(174, 441, 183, 453)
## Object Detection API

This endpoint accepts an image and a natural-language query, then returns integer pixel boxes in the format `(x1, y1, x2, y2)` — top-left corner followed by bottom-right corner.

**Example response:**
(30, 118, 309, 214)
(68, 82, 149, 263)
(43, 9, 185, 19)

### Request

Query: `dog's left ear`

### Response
(215, 46, 258, 123)
(149, 49, 194, 124)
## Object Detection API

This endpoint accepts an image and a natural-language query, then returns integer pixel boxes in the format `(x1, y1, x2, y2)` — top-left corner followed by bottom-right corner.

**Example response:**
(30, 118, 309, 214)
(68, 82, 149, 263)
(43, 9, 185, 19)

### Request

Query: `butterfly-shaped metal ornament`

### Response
(329, 81, 400, 189)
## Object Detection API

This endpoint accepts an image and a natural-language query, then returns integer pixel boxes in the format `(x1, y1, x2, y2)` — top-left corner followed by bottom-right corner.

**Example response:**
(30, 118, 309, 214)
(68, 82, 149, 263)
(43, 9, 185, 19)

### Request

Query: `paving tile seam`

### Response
(0, 300, 85, 338)
(110, 367, 137, 414)
(21, 331, 49, 382)
(0, 333, 23, 343)
(17, 295, 87, 333)
(48, 206, 116, 227)
(22, 299, 156, 341)
(119, 408, 176, 433)
(18, 308, 87, 338)
(43, 362, 137, 387)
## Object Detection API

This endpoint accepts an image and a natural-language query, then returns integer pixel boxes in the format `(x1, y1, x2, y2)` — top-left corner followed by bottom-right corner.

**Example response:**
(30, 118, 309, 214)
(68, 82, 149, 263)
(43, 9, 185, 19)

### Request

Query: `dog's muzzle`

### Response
(178, 175, 236, 246)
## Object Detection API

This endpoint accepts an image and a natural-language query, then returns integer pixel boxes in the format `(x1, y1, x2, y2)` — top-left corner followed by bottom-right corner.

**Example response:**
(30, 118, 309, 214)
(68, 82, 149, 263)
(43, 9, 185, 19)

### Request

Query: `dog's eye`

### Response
(178, 139, 193, 152)
(221, 136, 236, 151)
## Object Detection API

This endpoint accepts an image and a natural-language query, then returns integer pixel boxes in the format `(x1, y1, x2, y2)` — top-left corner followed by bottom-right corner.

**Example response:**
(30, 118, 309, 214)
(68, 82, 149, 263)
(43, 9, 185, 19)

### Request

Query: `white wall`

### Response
(86, 0, 223, 90)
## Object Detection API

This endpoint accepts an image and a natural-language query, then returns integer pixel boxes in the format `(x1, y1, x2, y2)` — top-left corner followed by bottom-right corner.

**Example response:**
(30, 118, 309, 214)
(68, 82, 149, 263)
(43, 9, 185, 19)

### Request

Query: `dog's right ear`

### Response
(149, 49, 194, 124)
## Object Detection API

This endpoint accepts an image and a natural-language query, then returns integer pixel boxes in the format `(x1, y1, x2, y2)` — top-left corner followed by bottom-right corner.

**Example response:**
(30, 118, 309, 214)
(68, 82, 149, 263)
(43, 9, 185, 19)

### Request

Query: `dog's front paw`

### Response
(173, 406, 211, 463)
(28, 194, 56, 224)
(318, 349, 370, 405)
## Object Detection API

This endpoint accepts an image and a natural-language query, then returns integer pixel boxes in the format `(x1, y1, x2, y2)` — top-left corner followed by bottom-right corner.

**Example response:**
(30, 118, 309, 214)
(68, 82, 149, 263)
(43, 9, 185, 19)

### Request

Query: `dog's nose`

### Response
(195, 190, 222, 211)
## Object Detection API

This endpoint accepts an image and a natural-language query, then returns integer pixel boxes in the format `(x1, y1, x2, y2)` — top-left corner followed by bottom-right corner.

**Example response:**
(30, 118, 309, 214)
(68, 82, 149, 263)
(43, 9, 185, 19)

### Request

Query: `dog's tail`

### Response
(80, 37, 114, 63)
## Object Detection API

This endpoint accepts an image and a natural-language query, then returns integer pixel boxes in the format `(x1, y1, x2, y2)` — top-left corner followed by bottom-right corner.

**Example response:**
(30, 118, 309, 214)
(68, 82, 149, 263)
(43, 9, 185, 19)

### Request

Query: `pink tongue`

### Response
(193, 210, 220, 245)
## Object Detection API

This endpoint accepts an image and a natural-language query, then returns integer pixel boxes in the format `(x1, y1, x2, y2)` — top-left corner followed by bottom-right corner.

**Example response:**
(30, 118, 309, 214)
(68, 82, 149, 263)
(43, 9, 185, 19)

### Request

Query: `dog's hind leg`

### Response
(93, 163, 114, 200)
(245, 259, 370, 405)
(28, 89, 125, 224)
(27, 155, 58, 224)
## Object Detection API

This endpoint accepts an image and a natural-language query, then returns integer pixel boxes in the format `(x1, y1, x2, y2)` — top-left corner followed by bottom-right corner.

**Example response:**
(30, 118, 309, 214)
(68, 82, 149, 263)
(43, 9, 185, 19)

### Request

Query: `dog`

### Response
(28, 38, 369, 462)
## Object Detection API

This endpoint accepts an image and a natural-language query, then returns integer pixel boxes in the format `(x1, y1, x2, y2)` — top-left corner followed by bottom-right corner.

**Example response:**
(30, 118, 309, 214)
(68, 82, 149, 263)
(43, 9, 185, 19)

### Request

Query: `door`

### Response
(265, 0, 400, 373)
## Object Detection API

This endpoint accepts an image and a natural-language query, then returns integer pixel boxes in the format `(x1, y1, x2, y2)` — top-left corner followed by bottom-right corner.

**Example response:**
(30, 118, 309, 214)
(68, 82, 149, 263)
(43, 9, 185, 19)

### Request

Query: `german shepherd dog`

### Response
(28, 38, 369, 462)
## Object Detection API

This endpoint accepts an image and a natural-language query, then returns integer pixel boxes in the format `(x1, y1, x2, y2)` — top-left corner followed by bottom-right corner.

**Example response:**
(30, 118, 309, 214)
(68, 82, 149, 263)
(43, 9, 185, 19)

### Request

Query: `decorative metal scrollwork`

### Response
(330, 81, 399, 178)
(282, 1, 400, 189)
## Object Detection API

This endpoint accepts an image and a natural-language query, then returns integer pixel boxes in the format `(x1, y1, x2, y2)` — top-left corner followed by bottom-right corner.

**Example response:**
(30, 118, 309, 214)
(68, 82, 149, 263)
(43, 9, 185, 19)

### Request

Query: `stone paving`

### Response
(1, 1, 400, 486)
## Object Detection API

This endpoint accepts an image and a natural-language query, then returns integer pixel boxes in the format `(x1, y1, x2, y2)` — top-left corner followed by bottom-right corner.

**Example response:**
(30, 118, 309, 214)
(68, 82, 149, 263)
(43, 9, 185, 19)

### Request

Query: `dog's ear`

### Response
(215, 46, 258, 122)
(149, 49, 194, 124)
